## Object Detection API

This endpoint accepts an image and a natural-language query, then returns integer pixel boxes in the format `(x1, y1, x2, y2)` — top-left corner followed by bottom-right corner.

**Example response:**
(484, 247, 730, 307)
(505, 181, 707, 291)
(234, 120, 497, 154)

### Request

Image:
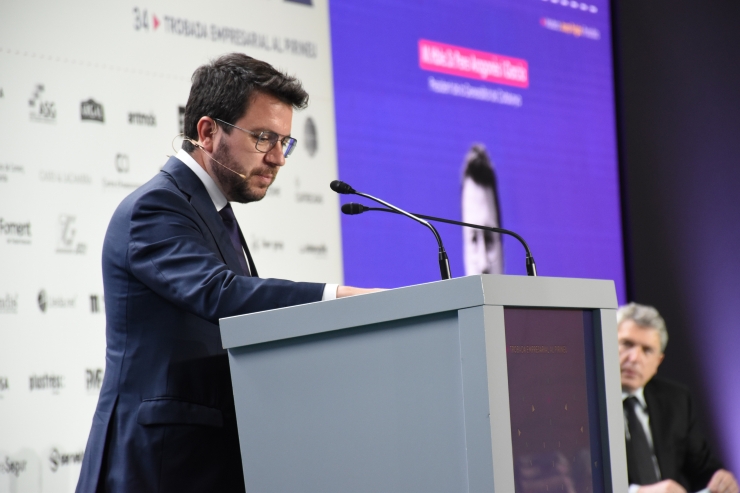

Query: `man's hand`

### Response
(637, 480, 687, 493)
(336, 286, 384, 298)
(708, 469, 740, 493)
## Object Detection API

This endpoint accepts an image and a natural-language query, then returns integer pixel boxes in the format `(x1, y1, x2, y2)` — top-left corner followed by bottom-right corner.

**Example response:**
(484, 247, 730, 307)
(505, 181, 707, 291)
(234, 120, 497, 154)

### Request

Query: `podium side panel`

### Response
(457, 305, 515, 493)
(483, 305, 517, 493)
(596, 309, 628, 493)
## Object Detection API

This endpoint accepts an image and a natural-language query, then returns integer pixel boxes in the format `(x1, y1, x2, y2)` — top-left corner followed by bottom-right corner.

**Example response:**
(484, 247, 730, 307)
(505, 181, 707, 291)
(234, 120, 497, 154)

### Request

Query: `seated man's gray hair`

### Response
(617, 302, 669, 352)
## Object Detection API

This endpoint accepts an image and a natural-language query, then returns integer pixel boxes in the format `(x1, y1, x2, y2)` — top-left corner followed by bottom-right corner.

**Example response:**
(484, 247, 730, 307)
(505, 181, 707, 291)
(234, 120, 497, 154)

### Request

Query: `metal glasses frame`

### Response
(214, 118, 298, 158)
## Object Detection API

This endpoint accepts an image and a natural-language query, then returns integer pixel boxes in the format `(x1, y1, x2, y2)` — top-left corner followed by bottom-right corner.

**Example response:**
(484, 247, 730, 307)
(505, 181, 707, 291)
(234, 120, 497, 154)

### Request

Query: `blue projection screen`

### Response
(330, 0, 625, 301)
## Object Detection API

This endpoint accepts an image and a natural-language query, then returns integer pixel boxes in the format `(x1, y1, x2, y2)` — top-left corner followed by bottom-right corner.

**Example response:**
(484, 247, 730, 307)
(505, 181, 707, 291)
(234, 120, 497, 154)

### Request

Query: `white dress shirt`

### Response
(176, 149, 337, 300)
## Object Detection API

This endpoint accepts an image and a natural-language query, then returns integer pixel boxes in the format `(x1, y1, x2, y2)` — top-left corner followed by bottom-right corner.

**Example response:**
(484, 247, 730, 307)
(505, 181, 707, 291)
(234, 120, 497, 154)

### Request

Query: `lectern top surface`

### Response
(220, 275, 617, 349)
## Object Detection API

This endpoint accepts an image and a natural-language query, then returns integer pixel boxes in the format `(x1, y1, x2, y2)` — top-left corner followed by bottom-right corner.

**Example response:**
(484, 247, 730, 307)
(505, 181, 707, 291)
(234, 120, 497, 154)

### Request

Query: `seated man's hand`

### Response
(336, 286, 384, 298)
(638, 480, 687, 493)
(708, 469, 740, 493)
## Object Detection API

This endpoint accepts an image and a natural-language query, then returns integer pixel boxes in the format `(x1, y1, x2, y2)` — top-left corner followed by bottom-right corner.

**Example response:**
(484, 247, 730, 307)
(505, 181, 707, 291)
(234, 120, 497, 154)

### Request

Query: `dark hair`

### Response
(182, 53, 309, 152)
(462, 144, 502, 227)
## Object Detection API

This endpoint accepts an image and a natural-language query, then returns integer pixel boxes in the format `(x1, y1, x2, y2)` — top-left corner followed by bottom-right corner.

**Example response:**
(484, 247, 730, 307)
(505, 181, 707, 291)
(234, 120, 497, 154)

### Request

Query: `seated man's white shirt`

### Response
(177, 149, 337, 300)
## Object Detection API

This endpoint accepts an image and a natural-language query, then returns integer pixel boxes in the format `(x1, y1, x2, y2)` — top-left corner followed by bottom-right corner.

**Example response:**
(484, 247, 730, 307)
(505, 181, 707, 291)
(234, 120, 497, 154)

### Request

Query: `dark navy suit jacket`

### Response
(636, 376, 724, 491)
(76, 157, 324, 492)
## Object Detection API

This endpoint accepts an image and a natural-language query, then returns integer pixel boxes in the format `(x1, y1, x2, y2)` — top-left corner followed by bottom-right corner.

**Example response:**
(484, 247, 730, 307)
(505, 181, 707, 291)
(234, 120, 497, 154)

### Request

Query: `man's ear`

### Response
(196, 117, 219, 152)
(657, 352, 665, 366)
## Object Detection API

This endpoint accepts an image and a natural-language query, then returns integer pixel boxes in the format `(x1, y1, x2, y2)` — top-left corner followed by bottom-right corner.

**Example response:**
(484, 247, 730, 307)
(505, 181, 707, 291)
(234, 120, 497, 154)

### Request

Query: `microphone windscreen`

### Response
(341, 203, 365, 215)
(330, 180, 355, 194)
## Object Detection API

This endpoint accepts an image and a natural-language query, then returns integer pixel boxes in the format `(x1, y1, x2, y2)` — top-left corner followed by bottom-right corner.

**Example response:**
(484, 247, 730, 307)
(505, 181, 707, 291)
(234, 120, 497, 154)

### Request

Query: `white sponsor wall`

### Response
(0, 0, 342, 490)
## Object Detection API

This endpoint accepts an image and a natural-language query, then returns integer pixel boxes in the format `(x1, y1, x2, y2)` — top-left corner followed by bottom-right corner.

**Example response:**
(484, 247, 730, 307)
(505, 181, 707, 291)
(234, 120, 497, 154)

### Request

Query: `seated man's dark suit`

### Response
(76, 156, 324, 493)
(636, 376, 724, 491)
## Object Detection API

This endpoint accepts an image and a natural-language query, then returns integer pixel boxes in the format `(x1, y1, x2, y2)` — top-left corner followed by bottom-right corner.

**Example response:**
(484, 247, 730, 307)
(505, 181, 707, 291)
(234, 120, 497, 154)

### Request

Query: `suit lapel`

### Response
(161, 157, 250, 276)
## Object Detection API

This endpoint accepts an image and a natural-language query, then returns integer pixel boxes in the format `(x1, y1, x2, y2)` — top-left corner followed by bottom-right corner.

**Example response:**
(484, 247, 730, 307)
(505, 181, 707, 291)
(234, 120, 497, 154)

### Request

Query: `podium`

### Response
(220, 275, 628, 493)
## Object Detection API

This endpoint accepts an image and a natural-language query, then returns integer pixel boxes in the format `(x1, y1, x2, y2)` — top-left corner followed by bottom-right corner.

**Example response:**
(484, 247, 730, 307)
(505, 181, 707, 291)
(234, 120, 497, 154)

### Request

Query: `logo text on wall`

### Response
(0, 293, 18, 313)
(29, 84, 56, 123)
(56, 215, 86, 254)
(86, 368, 104, 391)
(49, 448, 85, 472)
(37, 289, 77, 313)
(0, 218, 32, 245)
(81, 99, 105, 123)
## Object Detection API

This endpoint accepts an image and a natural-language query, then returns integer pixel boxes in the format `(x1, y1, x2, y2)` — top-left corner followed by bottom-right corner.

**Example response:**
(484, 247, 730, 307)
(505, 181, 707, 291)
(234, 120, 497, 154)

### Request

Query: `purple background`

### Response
(330, 0, 625, 302)
(617, 0, 740, 475)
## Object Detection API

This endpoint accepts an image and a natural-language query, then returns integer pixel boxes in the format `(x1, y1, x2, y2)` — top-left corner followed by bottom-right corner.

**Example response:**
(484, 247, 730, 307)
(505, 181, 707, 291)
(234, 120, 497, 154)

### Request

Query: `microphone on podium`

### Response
(330, 180, 451, 280)
(341, 202, 537, 277)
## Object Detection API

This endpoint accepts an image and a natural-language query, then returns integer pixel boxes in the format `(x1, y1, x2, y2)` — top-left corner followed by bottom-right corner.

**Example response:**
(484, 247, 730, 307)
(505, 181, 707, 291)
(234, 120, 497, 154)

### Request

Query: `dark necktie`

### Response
(624, 396, 660, 485)
(218, 203, 250, 276)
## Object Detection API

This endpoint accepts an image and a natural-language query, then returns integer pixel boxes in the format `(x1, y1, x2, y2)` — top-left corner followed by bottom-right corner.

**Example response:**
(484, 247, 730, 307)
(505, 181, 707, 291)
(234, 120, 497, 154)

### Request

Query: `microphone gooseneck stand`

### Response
(341, 202, 537, 277)
(330, 181, 451, 280)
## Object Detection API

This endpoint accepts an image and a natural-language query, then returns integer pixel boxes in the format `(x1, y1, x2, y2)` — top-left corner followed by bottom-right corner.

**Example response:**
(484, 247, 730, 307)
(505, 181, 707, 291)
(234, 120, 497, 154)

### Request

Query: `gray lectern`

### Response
(220, 275, 627, 493)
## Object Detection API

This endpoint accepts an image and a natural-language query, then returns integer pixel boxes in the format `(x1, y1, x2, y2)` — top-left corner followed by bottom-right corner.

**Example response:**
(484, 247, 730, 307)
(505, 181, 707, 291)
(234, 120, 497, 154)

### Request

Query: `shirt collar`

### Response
(622, 387, 647, 410)
(176, 148, 228, 211)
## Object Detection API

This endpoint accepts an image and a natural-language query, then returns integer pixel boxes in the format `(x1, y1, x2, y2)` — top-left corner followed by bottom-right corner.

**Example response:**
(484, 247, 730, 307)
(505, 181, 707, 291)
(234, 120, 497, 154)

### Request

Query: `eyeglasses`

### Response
(214, 118, 298, 158)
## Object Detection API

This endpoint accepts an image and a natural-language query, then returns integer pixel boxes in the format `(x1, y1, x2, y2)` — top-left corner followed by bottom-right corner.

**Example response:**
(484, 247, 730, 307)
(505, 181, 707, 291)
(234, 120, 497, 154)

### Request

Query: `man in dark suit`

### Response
(617, 303, 738, 493)
(76, 53, 375, 493)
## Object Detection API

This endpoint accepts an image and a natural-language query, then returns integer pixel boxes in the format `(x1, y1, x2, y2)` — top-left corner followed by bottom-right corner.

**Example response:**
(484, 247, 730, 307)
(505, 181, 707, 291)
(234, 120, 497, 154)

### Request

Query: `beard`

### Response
(209, 140, 275, 203)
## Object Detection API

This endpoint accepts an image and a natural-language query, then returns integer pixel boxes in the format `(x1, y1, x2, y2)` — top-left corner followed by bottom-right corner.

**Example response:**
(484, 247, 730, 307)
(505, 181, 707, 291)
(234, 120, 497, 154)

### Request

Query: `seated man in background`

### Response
(617, 303, 738, 493)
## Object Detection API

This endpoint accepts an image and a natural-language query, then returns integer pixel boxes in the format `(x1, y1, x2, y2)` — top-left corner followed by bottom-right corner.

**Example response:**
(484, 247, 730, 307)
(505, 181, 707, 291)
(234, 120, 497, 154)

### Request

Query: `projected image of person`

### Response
(461, 144, 504, 275)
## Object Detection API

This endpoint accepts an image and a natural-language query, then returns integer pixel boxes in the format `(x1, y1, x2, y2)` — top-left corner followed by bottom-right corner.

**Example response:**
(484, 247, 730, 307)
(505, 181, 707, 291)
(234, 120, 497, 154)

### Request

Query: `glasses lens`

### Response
(283, 138, 297, 157)
(255, 132, 279, 153)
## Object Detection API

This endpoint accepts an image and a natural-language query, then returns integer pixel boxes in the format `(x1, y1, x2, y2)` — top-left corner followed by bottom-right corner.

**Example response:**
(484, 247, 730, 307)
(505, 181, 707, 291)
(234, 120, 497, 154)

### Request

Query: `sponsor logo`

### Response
(128, 112, 156, 126)
(178, 106, 186, 134)
(29, 373, 64, 392)
(285, 0, 313, 5)
(0, 376, 8, 392)
(265, 186, 280, 198)
(295, 192, 322, 204)
(115, 153, 130, 173)
(295, 178, 324, 204)
(90, 294, 103, 313)
(0, 293, 18, 314)
(102, 178, 141, 189)
(540, 17, 600, 39)
(0, 218, 32, 245)
(86, 368, 104, 391)
(304, 117, 318, 157)
(39, 169, 92, 184)
(29, 84, 56, 122)
(49, 448, 84, 472)
(0, 162, 24, 183)
(56, 214, 86, 254)
(0, 87, 4, 98)
(103, 156, 142, 189)
(300, 244, 327, 256)
(38, 290, 47, 312)
(104, 154, 142, 188)
(249, 236, 284, 253)
(37, 289, 76, 313)
(294, 177, 322, 203)
(0, 457, 27, 477)
(81, 98, 105, 122)
(419, 39, 529, 88)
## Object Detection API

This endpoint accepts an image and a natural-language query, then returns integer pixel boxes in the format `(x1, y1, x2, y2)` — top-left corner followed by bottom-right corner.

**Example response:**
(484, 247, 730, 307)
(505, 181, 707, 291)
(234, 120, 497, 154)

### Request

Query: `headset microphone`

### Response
(184, 136, 247, 180)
